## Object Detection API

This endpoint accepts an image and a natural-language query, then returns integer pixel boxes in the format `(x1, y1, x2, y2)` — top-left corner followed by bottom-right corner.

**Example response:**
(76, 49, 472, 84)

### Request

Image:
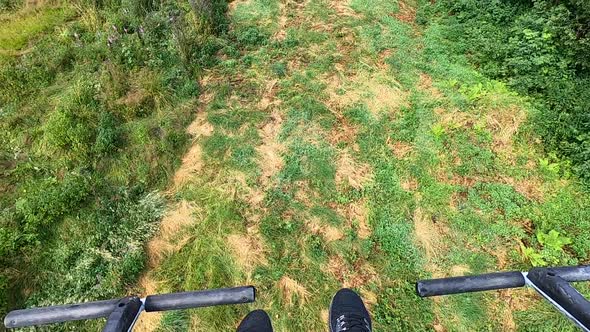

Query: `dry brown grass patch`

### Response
(171, 88, 214, 188)
(499, 175, 544, 201)
(400, 177, 419, 191)
(320, 309, 330, 326)
(326, 72, 408, 116)
(133, 275, 163, 331)
(257, 111, 285, 186)
(393, 0, 416, 24)
(328, 0, 360, 18)
(273, 1, 288, 41)
(278, 276, 310, 306)
(327, 255, 379, 288)
(359, 289, 378, 310)
(439, 173, 478, 188)
(227, 233, 267, 275)
(413, 207, 448, 260)
(488, 288, 538, 332)
(228, 0, 251, 12)
(449, 264, 471, 276)
(485, 105, 526, 150)
(133, 311, 163, 332)
(449, 191, 466, 211)
(433, 322, 446, 332)
(258, 79, 280, 110)
(186, 91, 215, 137)
(135, 201, 197, 331)
(438, 108, 477, 130)
(116, 88, 148, 109)
(376, 49, 392, 70)
(186, 111, 214, 138)
(418, 72, 443, 99)
(294, 182, 318, 207)
(146, 201, 197, 268)
(328, 120, 358, 146)
(172, 144, 204, 188)
(335, 151, 373, 190)
(306, 217, 344, 242)
(387, 139, 413, 159)
(222, 171, 267, 216)
(337, 200, 370, 239)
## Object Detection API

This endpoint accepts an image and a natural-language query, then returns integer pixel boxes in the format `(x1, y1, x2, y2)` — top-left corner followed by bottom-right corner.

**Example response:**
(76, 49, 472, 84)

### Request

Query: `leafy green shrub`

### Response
(419, 0, 590, 180)
(15, 173, 91, 241)
(522, 230, 573, 266)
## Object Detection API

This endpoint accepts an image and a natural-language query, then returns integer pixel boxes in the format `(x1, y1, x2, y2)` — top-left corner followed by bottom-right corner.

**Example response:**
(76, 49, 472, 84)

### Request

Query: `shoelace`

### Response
(336, 313, 371, 332)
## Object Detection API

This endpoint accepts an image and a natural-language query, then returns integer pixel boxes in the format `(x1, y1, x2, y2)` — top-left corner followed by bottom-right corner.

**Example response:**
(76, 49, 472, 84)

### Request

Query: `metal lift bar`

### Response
(526, 268, 590, 332)
(4, 286, 256, 330)
(416, 265, 590, 331)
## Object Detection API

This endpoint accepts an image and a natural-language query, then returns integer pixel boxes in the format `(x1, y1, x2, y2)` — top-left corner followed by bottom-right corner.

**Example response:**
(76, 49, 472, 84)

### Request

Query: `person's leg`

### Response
(237, 309, 273, 332)
(329, 288, 372, 332)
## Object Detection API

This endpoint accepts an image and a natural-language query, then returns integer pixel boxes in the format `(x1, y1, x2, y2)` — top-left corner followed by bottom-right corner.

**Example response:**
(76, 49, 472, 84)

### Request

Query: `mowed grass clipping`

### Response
(134, 0, 590, 332)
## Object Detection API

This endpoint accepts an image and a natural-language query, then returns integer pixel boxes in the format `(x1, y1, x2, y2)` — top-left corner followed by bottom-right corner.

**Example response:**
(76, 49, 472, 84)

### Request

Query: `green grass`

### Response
(3, 0, 590, 331)
(0, 0, 227, 327)
(0, 7, 73, 52)
(145, 0, 590, 331)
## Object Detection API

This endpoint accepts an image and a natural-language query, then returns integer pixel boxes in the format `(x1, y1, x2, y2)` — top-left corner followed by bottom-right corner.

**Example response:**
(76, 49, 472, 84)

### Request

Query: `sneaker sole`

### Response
(328, 292, 336, 332)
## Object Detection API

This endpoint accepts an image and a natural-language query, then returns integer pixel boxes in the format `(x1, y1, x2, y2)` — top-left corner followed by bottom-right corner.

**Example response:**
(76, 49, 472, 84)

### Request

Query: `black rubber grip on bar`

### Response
(416, 271, 525, 297)
(4, 298, 119, 328)
(546, 265, 590, 282)
(144, 286, 256, 312)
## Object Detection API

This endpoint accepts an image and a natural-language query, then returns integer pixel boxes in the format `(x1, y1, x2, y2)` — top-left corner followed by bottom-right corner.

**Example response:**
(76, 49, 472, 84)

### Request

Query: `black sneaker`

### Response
(237, 310, 273, 332)
(329, 288, 372, 332)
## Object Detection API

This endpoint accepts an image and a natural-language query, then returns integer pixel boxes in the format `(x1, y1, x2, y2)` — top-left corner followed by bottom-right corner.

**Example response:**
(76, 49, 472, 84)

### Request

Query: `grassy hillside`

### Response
(0, 0, 227, 327)
(1, 0, 590, 331)
(135, 0, 590, 331)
